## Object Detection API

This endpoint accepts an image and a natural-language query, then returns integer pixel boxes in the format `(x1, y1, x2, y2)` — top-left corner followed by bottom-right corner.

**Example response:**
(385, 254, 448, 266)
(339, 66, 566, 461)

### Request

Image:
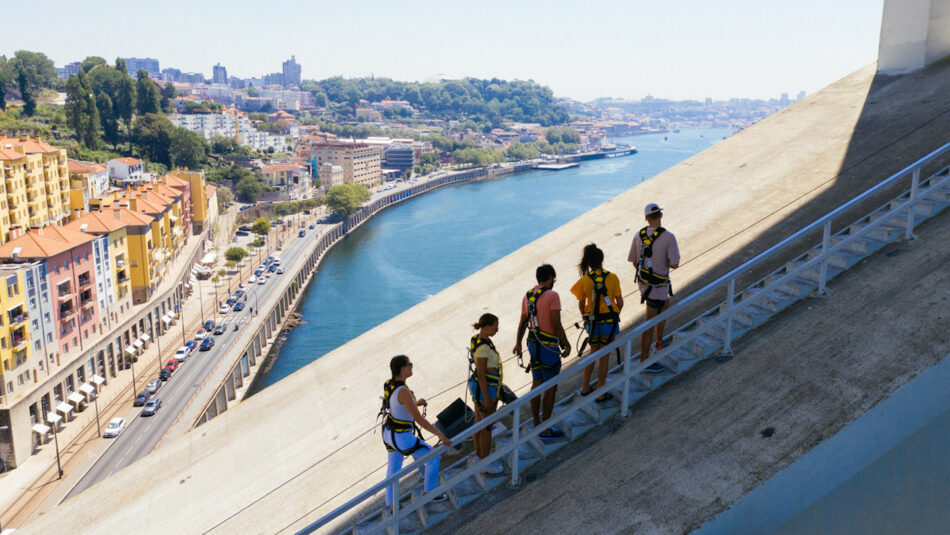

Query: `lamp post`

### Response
(197, 278, 205, 325)
(51, 418, 63, 478)
(92, 388, 101, 437)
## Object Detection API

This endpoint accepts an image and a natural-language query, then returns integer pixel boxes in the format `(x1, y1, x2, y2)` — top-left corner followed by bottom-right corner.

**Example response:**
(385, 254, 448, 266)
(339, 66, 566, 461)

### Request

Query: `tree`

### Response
(81, 56, 107, 74)
(11, 50, 56, 92)
(251, 217, 271, 235)
(64, 72, 99, 146)
(0, 56, 11, 111)
(135, 69, 160, 115)
(419, 152, 440, 166)
(114, 75, 136, 152)
(115, 57, 127, 75)
(235, 176, 265, 202)
(216, 186, 234, 210)
(132, 113, 174, 165)
(97, 91, 121, 149)
(325, 183, 371, 215)
(17, 69, 35, 117)
(161, 82, 177, 113)
(168, 127, 208, 169)
(65, 76, 84, 139)
(246, 87, 259, 98)
(225, 247, 249, 263)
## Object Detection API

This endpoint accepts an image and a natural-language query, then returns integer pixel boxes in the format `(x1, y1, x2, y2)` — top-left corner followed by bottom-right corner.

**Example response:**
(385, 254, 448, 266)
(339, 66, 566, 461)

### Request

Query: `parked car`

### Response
(235, 230, 250, 237)
(308, 224, 315, 230)
(233, 301, 245, 312)
(266, 256, 274, 264)
(174, 346, 190, 362)
(257, 277, 266, 285)
(272, 257, 281, 265)
(254, 268, 264, 277)
(146, 379, 161, 394)
(219, 304, 230, 314)
(213, 323, 226, 335)
(104, 417, 126, 438)
(268, 264, 277, 273)
(141, 398, 163, 417)
(276, 267, 284, 275)
(300, 221, 306, 228)
(304, 210, 312, 215)
(203, 320, 215, 331)
(165, 360, 179, 372)
(233, 289, 245, 299)
(134, 391, 149, 406)
(238, 225, 252, 232)
(195, 329, 209, 340)
(185, 340, 198, 353)
(249, 275, 257, 284)
(200, 337, 215, 351)
(159, 368, 172, 381)
(226, 297, 236, 306)
(298, 230, 306, 237)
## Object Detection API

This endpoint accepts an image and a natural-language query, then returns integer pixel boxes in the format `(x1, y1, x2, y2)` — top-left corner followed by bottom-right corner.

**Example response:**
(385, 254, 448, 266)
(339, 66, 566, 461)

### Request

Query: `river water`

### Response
(252, 128, 732, 390)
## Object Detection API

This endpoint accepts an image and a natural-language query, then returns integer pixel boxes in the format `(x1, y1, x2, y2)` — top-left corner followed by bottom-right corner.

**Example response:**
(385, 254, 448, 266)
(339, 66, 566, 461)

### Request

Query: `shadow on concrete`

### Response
(661, 58, 950, 329)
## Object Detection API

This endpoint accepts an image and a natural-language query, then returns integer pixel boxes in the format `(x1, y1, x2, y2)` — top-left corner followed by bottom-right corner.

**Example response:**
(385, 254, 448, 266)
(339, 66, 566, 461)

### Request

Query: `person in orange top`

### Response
(570, 244, 623, 402)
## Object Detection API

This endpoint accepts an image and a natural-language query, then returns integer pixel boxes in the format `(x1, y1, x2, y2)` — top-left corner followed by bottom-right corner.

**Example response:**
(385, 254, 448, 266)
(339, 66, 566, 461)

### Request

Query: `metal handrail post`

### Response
(510, 408, 521, 486)
(906, 168, 920, 240)
(817, 220, 831, 296)
(620, 339, 632, 417)
(391, 477, 400, 535)
(721, 279, 736, 357)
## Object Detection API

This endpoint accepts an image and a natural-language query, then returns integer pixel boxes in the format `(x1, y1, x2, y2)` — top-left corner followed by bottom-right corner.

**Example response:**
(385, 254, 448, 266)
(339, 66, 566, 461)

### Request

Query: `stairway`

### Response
(336, 171, 950, 535)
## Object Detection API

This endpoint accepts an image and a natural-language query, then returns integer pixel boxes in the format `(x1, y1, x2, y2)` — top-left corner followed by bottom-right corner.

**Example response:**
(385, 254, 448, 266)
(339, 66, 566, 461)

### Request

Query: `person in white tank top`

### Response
(382, 355, 452, 507)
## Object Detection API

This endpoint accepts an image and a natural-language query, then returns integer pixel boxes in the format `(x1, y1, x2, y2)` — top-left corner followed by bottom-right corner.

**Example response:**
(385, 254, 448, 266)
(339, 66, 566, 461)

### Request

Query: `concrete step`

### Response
(742, 287, 797, 315)
(671, 331, 723, 359)
(729, 301, 774, 328)
(414, 485, 459, 530)
(560, 400, 600, 440)
(888, 198, 942, 218)
(440, 464, 487, 508)
(496, 435, 543, 472)
(848, 221, 904, 243)
(923, 187, 950, 204)
(766, 274, 816, 298)
(869, 209, 909, 229)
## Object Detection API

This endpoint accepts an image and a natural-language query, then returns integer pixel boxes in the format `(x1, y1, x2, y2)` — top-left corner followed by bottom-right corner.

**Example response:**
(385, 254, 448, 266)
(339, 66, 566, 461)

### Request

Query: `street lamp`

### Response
(45, 414, 63, 479)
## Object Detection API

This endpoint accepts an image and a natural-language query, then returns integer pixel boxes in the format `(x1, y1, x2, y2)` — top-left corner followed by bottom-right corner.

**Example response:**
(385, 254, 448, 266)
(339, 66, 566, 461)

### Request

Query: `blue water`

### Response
(254, 128, 732, 389)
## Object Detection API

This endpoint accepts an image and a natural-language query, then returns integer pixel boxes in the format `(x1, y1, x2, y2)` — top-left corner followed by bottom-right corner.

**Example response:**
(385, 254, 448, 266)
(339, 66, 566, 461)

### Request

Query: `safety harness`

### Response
(636, 227, 673, 304)
(379, 379, 425, 456)
(524, 287, 560, 374)
(468, 335, 502, 410)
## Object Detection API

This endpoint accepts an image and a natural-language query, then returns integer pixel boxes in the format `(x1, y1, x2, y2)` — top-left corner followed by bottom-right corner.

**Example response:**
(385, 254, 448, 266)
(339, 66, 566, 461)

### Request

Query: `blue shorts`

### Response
(468, 376, 499, 402)
(586, 321, 619, 347)
(528, 341, 561, 382)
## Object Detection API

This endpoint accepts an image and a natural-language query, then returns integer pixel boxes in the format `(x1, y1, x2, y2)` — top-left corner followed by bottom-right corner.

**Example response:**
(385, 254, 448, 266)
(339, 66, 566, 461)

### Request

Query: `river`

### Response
(251, 127, 733, 391)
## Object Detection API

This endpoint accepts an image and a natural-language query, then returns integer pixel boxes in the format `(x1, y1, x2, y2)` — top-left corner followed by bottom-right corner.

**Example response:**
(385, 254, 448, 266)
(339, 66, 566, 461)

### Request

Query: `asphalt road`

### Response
(65, 219, 331, 499)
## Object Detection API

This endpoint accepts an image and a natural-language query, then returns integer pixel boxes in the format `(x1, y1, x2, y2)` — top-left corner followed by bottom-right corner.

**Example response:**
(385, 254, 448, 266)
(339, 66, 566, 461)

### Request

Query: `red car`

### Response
(165, 360, 179, 372)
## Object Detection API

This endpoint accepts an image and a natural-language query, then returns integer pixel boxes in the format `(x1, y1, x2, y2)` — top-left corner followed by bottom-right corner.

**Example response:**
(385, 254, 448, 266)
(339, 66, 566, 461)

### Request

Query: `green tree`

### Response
(246, 87, 259, 98)
(81, 56, 107, 74)
(0, 56, 11, 111)
(419, 152, 440, 166)
(325, 183, 371, 215)
(17, 69, 35, 117)
(64, 73, 99, 145)
(161, 82, 177, 113)
(97, 91, 121, 149)
(216, 186, 234, 210)
(135, 69, 160, 115)
(168, 127, 208, 169)
(225, 247, 249, 263)
(250, 217, 271, 235)
(115, 57, 127, 75)
(64, 76, 85, 139)
(11, 50, 56, 92)
(132, 113, 174, 165)
(235, 176, 265, 202)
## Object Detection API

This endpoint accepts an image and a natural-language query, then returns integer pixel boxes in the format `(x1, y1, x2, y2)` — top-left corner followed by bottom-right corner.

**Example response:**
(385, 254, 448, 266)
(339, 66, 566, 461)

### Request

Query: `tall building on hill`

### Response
(213, 63, 228, 85)
(282, 56, 301, 88)
(308, 143, 381, 189)
(0, 136, 71, 241)
(123, 57, 160, 77)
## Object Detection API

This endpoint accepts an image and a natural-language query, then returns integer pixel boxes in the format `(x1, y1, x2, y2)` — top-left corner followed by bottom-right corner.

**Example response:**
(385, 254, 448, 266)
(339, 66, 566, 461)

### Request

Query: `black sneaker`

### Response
(430, 493, 449, 503)
(644, 363, 666, 374)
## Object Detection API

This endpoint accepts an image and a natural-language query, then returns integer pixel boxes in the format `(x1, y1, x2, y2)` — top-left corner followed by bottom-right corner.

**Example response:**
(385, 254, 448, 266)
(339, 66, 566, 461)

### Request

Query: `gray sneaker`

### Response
(482, 461, 505, 475)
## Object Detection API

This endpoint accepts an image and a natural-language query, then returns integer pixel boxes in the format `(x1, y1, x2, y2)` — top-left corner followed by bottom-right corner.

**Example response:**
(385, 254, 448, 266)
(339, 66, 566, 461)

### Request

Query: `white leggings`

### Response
(384, 430, 440, 506)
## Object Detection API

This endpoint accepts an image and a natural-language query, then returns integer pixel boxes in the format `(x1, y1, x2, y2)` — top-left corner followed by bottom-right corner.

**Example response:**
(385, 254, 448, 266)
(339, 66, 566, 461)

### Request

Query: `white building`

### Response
(169, 113, 292, 153)
(106, 158, 146, 186)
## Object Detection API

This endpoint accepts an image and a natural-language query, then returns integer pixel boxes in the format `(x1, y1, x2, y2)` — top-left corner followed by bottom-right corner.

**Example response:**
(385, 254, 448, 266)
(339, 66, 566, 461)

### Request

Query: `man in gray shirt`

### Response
(628, 203, 680, 373)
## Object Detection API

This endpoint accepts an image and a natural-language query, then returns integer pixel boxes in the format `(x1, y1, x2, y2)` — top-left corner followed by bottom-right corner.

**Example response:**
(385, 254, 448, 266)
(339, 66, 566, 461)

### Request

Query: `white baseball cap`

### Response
(644, 203, 662, 216)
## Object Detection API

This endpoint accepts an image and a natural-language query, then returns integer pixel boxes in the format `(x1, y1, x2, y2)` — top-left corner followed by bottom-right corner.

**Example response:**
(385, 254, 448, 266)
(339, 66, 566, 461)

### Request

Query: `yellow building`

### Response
(0, 267, 30, 388)
(175, 170, 209, 232)
(0, 147, 24, 243)
(0, 136, 70, 237)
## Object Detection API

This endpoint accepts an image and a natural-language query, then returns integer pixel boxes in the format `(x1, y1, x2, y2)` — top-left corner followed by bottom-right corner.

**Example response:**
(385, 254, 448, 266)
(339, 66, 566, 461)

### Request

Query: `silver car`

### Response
(104, 417, 126, 438)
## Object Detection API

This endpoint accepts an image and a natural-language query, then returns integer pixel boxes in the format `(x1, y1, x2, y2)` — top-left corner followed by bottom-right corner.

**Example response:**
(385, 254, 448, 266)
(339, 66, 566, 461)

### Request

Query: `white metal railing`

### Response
(293, 141, 950, 535)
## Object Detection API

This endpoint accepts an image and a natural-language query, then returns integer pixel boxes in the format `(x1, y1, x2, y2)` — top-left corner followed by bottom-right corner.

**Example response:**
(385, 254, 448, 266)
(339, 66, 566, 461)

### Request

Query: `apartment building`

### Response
(67, 160, 110, 217)
(107, 158, 146, 186)
(0, 136, 71, 239)
(308, 143, 382, 189)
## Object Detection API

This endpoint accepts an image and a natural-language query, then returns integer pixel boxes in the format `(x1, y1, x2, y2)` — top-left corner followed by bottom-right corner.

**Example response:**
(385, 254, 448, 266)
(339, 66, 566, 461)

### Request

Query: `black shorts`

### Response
(645, 297, 667, 310)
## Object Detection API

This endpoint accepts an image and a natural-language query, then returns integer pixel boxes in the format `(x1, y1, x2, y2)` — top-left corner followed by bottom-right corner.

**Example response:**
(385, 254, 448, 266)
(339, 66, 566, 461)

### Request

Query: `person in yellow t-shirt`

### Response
(468, 313, 505, 475)
(570, 244, 623, 402)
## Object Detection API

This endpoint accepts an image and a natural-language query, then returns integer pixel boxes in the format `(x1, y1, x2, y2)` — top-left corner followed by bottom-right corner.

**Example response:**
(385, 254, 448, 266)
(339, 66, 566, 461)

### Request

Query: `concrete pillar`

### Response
(225, 375, 236, 401)
(879, 0, 950, 74)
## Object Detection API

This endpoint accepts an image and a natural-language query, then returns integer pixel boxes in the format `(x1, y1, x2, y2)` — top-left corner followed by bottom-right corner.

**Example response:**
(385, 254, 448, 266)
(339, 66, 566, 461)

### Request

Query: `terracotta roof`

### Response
(111, 157, 143, 166)
(0, 148, 25, 161)
(68, 160, 107, 174)
(261, 164, 296, 173)
(0, 136, 62, 154)
(161, 174, 190, 188)
(0, 225, 95, 259)
(205, 184, 216, 197)
(65, 210, 130, 234)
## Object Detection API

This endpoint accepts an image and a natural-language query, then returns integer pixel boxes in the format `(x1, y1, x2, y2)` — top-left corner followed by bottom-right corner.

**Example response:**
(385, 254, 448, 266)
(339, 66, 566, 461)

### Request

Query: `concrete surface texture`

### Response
(878, 0, 950, 74)
(17, 58, 950, 534)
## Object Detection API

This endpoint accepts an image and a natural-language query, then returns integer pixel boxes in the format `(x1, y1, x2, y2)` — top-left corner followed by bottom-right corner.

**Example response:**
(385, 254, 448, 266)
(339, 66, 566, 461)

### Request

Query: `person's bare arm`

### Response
(513, 310, 528, 356)
(615, 295, 624, 312)
(398, 388, 452, 445)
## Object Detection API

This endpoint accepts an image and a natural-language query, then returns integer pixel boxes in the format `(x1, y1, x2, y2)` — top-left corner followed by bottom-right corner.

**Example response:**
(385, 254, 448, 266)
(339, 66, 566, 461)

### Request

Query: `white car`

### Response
(174, 346, 190, 362)
(273, 258, 281, 265)
(249, 275, 257, 284)
(219, 304, 230, 314)
(276, 267, 284, 275)
(195, 329, 209, 340)
(104, 417, 126, 438)
(257, 277, 266, 285)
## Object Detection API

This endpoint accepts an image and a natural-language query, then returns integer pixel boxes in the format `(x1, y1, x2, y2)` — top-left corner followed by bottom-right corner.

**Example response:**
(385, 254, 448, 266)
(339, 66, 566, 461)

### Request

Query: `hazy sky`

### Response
(3, 0, 883, 101)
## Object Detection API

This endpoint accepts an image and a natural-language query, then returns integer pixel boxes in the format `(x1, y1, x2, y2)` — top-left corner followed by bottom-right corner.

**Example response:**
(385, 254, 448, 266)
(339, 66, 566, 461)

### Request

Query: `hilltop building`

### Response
(306, 143, 382, 189)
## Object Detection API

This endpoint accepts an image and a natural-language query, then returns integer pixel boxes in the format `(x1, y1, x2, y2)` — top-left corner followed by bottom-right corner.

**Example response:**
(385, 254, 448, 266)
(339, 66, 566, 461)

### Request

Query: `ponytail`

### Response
(472, 312, 498, 330)
(579, 243, 604, 275)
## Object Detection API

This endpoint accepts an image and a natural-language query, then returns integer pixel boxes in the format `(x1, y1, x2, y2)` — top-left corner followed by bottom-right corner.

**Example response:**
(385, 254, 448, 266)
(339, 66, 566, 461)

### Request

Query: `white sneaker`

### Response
(482, 461, 505, 475)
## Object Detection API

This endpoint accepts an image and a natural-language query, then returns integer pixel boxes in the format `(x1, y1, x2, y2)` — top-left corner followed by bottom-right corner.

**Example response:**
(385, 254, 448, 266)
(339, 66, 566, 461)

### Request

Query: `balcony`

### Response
(11, 333, 28, 350)
(7, 312, 27, 327)
(59, 306, 75, 319)
(78, 274, 91, 287)
(57, 291, 73, 301)
(116, 270, 129, 283)
(116, 259, 125, 268)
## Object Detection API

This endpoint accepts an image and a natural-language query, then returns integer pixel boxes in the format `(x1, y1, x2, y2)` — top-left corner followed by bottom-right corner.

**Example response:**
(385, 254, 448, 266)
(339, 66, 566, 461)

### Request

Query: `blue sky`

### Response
(4, 0, 883, 101)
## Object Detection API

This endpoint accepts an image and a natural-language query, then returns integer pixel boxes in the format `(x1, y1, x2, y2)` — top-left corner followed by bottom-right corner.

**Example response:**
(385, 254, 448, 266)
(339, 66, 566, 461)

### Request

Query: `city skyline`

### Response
(2, 0, 883, 101)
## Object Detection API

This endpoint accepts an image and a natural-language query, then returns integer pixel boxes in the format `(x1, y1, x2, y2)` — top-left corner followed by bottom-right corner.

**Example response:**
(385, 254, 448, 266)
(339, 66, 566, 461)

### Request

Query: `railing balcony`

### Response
(11, 335, 28, 350)
(59, 307, 74, 319)
(117, 271, 129, 283)
(7, 313, 27, 327)
(78, 275, 91, 287)
(116, 259, 125, 268)
(57, 291, 72, 301)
